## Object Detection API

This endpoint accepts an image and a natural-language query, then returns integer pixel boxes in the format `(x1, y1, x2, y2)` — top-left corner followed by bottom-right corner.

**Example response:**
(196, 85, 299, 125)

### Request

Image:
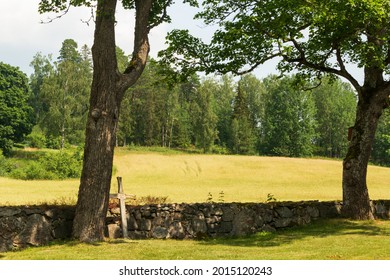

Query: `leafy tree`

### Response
(213, 75, 235, 149)
(161, 0, 390, 219)
(312, 77, 357, 158)
(29, 53, 53, 122)
(261, 75, 317, 157)
(230, 79, 257, 154)
(37, 39, 91, 148)
(172, 74, 200, 148)
(192, 78, 218, 152)
(58, 38, 82, 63)
(372, 111, 390, 166)
(0, 62, 34, 156)
(39, 0, 197, 241)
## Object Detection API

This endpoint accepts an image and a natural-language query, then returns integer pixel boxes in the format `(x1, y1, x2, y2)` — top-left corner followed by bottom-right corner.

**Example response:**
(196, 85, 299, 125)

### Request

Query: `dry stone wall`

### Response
(106, 200, 389, 239)
(1, 200, 390, 252)
(0, 206, 74, 252)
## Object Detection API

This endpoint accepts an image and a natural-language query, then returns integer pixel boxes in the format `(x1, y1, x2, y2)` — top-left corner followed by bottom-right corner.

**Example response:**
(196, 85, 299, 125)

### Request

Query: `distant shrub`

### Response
(8, 149, 83, 180)
(40, 151, 82, 179)
(25, 131, 46, 149)
(45, 136, 62, 150)
(23, 161, 57, 180)
(0, 154, 13, 176)
(211, 145, 230, 155)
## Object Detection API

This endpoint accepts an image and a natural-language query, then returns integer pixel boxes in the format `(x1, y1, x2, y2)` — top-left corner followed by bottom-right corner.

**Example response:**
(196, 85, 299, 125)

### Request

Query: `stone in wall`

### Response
(375, 200, 390, 219)
(231, 207, 257, 236)
(0, 215, 25, 252)
(13, 214, 53, 247)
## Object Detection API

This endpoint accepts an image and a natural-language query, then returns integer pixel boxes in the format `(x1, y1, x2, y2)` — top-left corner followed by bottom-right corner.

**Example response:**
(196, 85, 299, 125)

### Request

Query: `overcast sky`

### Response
(0, 1, 210, 74)
(0, 0, 282, 80)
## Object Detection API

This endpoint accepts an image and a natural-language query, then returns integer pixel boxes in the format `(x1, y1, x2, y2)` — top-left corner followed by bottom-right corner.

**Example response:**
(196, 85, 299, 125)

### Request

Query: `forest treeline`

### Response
(2, 39, 390, 165)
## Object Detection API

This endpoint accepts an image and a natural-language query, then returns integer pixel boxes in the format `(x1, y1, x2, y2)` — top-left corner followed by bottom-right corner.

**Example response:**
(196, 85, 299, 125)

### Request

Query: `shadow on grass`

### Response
(199, 219, 390, 248)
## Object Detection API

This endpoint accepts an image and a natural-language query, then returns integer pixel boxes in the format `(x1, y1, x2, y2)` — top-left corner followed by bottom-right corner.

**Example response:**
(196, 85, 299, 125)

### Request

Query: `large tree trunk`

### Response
(72, 0, 152, 242)
(342, 88, 388, 219)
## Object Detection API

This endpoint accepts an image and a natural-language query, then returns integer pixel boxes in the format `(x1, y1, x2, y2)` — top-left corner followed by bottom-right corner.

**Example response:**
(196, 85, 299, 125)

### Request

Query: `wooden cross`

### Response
(109, 177, 136, 238)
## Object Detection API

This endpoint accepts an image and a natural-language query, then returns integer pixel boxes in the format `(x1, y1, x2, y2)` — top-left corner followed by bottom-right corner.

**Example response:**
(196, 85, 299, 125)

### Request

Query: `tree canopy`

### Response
(161, 0, 390, 92)
(0, 62, 34, 156)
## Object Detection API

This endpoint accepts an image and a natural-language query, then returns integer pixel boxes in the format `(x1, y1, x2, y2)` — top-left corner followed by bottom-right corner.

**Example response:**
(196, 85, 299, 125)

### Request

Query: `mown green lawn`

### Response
(1, 219, 389, 260)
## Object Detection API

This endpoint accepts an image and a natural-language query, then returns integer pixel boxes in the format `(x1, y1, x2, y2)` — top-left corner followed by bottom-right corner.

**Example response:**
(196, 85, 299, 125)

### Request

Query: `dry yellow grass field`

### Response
(1, 148, 389, 205)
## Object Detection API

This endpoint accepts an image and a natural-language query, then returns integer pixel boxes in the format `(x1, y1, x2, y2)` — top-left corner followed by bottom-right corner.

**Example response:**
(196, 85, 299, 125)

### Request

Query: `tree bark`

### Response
(342, 88, 388, 219)
(72, 0, 152, 242)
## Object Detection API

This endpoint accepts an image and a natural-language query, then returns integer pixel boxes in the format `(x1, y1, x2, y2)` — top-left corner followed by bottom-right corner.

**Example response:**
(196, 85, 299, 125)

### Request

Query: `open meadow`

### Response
(1, 147, 390, 205)
(1, 148, 390, 260)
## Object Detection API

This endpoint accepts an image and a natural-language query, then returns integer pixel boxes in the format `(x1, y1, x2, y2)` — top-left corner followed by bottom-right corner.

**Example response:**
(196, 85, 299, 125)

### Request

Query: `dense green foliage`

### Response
(1, 148, 82, 180)
(29, 39, 92, 149)
(261, 76, 317, 157)
(115, 60, 357, 159)
(0, 62, 34, 156)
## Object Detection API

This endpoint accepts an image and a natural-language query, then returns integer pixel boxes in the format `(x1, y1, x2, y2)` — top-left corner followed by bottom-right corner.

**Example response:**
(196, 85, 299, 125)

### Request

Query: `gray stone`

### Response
(207, 223, 218, 233)
(318, 202, 342, 218)
(44, 209, 56, 218)
(111, 207, 121, 215)
(274, 218, 292, 228)
(127, 216, 139, 231)
(306, 206, 320, 218)
(293, 215, 311, 226)
(169, 222, 186, 239)
(0, 216, 25, 237)
(221, 206, 234, 222)
(0, 208, 22, 217)
(375, 203, 389, 219)
(212, 208, 224, 216)
(140, 219, 152, 231)
(275, 207, 293, 218)
(261, 224, 276, 232)
(206, 216, 220, 224)
(217, 221, 233, 233)
(192, 218, 207, 234)
(23, 208, 42, 215)
(107, 224, 121, 239)
(134, 210, 142, 220)
(13, 214, 52, 248)
(254, 215, 264, 228)
(231, 209, 256, 236)
(52, 219, 72, 239)
(152, 226, 168, 239)
(0, 237, 13, 252)
(128, 230, 147, 239)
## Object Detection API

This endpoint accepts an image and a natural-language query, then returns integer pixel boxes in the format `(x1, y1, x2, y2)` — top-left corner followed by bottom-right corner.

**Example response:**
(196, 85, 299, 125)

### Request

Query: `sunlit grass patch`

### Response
(1, 219, 389, 260)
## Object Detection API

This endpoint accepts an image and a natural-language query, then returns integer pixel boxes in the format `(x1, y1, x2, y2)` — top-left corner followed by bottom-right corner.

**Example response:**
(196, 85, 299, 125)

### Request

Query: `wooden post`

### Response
(109, 177, 135, 238)
(116, 177, 128, 238)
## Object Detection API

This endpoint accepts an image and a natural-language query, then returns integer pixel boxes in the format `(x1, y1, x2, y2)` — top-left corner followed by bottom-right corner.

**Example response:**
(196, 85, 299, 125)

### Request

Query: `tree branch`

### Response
(335, 46, 361, 92)
(283, 37, 362, 93)
(148, 0, 170, 30)
(232, 53, 281, 75)
(118, 0, 153, 95)
(40, 2, 71, 24)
